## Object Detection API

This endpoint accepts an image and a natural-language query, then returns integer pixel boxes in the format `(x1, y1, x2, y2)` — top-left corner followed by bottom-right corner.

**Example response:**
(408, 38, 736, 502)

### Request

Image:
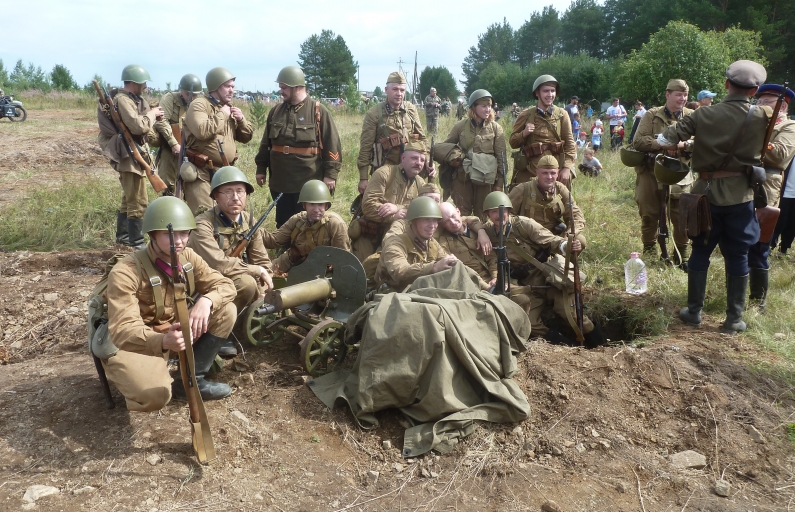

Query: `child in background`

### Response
(611, 120, 625, 150)
(591, 120, 603, 151)
(578, 147, 603, 176)
(572, 113, 581, 142)
(576, 130, 588, 148)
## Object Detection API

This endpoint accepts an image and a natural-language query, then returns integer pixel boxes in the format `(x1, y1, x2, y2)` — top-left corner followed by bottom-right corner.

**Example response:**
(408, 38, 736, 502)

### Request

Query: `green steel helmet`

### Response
(121, 65, 151, 84)
(276, 66, 306, 87)
(178, 73, 203, 93)
(467, 89, 493, 108)
(482, 191, 513, 212)
(298, 179, 332, 204)
(654, 154, 691, 185)
(210, 166, 254, 197)
(142, 196, 196, 233)
(620, 147, 647, 167)
(532, 74, 560, 98)
(406, 196, 442, 223)
(206, 67, 235, 92)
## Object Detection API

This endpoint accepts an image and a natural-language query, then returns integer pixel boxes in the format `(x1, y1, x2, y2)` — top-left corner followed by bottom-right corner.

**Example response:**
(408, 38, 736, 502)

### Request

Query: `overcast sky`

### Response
(1, 0, 573, 94)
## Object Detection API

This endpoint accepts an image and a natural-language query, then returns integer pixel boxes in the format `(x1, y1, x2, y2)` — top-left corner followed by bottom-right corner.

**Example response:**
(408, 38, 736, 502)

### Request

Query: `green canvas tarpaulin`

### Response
(308, 264, 531, 457)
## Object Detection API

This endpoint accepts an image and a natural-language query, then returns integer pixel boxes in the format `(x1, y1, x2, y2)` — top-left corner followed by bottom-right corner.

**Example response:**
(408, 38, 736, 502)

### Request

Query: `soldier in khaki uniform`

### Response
(482, 192, 602, 346)
(104, 197, 237, 411)
(438, 202, 496, 289)
(187, 167, 274, 357)
(357, 71, 429, 194)
(510, 75, 576, 185)
(183, 67, 254, 214)
(382, 183, 442, 242)
(157, 74, 202, 195)
(97, 65, 169, 249)
(659, 60, 772, 334)
(259, 180, 350, 273)
(351, 139, 427, 261)
(255, 66, 343, 228)
(375, 196, 458, 291)
(632, 79, 695, 265)
(456, 99, 466, 120)
(438, 89, 506, 217)
(424, 87, 442, 134)
(747, 84, 795, 308)
(508, 155, 586, 248)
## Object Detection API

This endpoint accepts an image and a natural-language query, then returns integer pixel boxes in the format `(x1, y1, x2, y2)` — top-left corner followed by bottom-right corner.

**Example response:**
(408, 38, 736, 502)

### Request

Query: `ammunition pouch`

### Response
(380, 133, 407, 151)
(186, 148, 211, 168)
(679, 192, 712, 241)
(88, 296, 117, 360)
(358, 218, 381, 237)
(521, 141, 563, 159)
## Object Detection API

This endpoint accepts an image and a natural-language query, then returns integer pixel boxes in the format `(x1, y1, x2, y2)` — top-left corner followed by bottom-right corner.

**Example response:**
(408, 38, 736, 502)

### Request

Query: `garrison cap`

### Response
(538, 155, 559, 169)
(666, 79, 689, 92)
(697, 90, 716, 100)
(756, 84, 795, 104)
(418, 183, 440, 195)
(387, 71, 406, 85)
(403, 139, 427, 153)
(726, 60, 766, 88)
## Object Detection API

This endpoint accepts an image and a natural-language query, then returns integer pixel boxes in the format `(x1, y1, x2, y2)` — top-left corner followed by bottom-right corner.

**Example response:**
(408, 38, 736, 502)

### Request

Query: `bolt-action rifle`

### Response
(218, 139, 230, 167)
(175, 121, 187, 199)
(168, 224, 215, 464)
(491, 205, 511, 296)
(566, 189, 585, 345)
(658, 184, 671, 265)
(230, 193, 283, 258)
(501, 151, 508, 192)
(93, 80, 167, 192)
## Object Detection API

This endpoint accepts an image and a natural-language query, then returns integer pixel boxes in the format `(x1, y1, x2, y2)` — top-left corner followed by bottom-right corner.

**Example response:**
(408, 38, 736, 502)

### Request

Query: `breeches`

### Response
(451, 178, 493, 219)
(232, 274, 261, 312)
(634, 171, 689, 246)
(119, 172, 149, 219)
(688, 201, 759, 276)
(183, 170, 213, 215)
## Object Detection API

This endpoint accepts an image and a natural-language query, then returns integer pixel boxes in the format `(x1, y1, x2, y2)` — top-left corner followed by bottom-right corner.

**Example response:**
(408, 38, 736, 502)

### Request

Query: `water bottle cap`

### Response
(630, 252, 640, 258)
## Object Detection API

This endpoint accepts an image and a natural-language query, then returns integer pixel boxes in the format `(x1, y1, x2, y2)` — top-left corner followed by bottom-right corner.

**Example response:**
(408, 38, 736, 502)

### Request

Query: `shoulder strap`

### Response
(315, 100, 324, 150)
(719, 105, 756, 169)
(134, 249, 166, 323)
(378, 102, 389, 139)
(180, 254, 195, 296)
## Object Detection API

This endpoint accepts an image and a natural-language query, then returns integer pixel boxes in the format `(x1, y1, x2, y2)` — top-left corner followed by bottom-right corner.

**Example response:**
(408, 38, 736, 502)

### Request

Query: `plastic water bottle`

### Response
(624, 252, 647, 294)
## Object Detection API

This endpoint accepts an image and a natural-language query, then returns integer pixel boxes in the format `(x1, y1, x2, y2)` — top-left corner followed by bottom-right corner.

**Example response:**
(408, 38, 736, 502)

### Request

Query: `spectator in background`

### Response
(586, 104, 593, 117)
(565, 96, 579, 123)
(629, 101, 646, 143)
(591, 119, 603, 151)
(697, 90, 717, 108)
(572, 112, 581, 142)
(576, 131, 589, 149)
(606, 97, 627, 135)
(611, 119, 625, 150)
(579, 147, 602, 176)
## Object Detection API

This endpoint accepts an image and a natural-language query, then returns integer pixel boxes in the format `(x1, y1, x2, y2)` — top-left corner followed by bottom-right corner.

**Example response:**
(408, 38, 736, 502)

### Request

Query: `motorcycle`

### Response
(0, 96, 27, 122)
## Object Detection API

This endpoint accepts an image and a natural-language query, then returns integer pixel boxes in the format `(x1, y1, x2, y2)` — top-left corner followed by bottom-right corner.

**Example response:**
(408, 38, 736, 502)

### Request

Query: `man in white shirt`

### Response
(606, 98, 627, 136)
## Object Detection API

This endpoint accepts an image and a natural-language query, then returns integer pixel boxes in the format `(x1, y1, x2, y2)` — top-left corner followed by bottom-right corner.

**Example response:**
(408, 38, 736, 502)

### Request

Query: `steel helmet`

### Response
(276, 66, 306, 87)
(406, 196, 442, 223)
(482, 191, 513, 212)
(468, 89, 492, 108)
(210, 166, 254, 197)
(532, 74, 560, 98)
(620, 147, 647, 167)
(653, 154, 691, 185)
(121, 65, 151, 84)
(142, 196, 196, 233)
(298, 180, 332, 205)
(178, 73, 203, 93)
(206, 67, 235, 92)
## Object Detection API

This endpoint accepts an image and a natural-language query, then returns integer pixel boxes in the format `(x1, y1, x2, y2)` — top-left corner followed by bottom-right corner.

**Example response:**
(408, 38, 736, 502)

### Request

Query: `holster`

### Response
(357, 218, 382, 237)
(186, 148, 211, 168)
(679, 192, 712, 241)
(756, 205, 781, 244)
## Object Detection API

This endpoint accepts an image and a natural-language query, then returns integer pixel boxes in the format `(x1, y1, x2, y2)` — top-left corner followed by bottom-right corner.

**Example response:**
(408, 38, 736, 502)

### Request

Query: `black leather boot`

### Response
(115, 212, 129, 245)
(584, 323, 606, 348)
(544, 329, 574, 346)
(721, 274, 748, 335)
(217, 340, 238, 357)
(173, 333, 232, 401)
(127, 217, 146, 250)
(748, 268, 768, 313)
(679, 270, 707, 327)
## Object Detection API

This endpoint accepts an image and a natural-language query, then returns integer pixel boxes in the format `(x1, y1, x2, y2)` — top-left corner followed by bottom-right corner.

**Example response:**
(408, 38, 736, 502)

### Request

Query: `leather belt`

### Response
(271, 145, 319, 155)
(698, 170, 745, 180)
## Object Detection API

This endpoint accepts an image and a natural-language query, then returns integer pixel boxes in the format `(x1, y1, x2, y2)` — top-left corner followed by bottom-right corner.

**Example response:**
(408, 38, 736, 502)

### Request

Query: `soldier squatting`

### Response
(93, 61, 791, 418)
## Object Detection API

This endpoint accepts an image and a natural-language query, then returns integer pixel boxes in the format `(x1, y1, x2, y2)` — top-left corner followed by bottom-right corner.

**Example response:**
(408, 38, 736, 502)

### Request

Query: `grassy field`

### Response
(1, 92, 794, 373)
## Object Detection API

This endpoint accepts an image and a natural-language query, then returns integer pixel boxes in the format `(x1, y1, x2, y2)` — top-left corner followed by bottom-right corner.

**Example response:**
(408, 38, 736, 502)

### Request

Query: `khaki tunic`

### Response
(157, 91, 188, 191)
(104, 245, 236, 411)
(358, 101, 426, 179)
(424, 95, 442, 117)
(254, 98, 342, 193)
(188, 207, 273, 311)
(98, 91, 161, 175)
(437, 216, 496, 286)
(508, 179, 587, 249)
(762, 119, 795, 206)
(184, 94, 254, 213)
(375, 232, 448, 291)
(661, 94, 772, 206)
(260, 211, 350, 273)
(509, 105, 576, 183)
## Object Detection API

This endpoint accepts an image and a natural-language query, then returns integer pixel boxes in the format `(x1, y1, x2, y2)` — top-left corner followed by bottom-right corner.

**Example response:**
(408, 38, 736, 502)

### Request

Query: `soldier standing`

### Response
(183, 67, 254, 214)
(509, 75, 576, 185)
(255, 66, 343, 228)
(424, 87, 442, 134)
(97, 65, 167, 249)
(748, 84, 795, 309)
(103, 196, 237, 411)
(157, 74, 202, 195)
(456, 99, 466, 120)
(632, 79, 695, 267)
(659, 60, 771, 334)
(357, 71, 428, 195)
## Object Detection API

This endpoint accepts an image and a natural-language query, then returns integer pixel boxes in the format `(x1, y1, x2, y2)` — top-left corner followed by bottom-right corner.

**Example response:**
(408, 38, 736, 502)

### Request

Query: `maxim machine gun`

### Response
(243, 247, 367, 376)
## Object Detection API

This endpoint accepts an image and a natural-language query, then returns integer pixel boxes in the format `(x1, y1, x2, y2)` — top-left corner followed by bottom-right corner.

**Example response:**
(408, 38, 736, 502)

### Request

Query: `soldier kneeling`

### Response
(103, 197, 237, 411)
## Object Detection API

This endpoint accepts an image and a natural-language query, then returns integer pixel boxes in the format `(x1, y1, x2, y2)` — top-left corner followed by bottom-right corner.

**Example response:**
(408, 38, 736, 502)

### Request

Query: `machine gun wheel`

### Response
(245, 297, 280, 347)
(299, 319, 346, 377)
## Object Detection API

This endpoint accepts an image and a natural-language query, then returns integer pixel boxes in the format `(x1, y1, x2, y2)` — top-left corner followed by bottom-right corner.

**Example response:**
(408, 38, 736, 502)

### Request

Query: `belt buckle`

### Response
(282, 146, 290, 154)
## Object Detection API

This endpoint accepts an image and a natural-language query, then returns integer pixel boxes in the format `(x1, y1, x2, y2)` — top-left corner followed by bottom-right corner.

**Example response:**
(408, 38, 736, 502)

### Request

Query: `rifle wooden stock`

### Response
(218, 139, 230, 167)
(93, 80, 167, 192)
(567, 188, 585, 345)
(229, 193, 283, 258)
(761, 92, 785, 162)
(175, 125, 186, 199)
(171, 123, 181, 143)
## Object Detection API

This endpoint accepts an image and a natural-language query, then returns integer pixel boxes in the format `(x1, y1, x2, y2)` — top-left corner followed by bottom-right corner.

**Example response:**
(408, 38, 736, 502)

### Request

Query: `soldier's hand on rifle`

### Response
(433, 254, 459, 273)
(220, 104, 232, 117)
(189, 296, 213, 338)
(488, 277, 498, 289)
(523, 123, 534, 137)
(571, 239, 583, 253)
(425, 161, 436, 178)
(230, 106, 244, 121)
(323, 177, 336, 192)
(171, 143, 181, 155)
(162, 323, 187, 352)
(378, 202, 399, 218)
(558, 168, 571, 184)
(358, 179, 368, 194)
(477, 228, 493, 255)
